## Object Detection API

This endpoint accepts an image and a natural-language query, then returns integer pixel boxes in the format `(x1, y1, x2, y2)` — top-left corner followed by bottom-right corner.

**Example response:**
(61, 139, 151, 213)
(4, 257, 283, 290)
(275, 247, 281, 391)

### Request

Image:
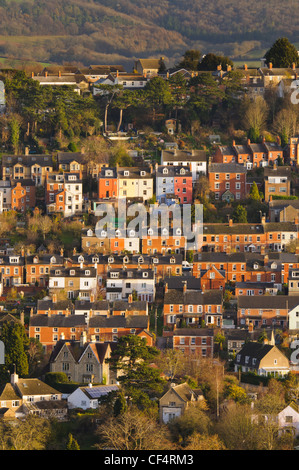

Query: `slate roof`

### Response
(235, 341, 275, 368)
(161, 149, 207, 162)
(208, 163, 247, 173)
(30, 314, 87, 327)
(237, 295, 299, 310)
(88, 315, 149, 329)
(164, 289, 222, 305)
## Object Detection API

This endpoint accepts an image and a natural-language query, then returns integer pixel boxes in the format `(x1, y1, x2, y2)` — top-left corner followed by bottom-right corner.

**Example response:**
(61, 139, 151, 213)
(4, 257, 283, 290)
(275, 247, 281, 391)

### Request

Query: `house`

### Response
(213, 138, 283, 168)
(106, 267, 155, 302)
(208, 163, 247, 201)
(0, 180, 12, 212)
(74, 299, 109, 318)
(264, 166, 292, 202)
(159, 382, 204, 424)
(29, 313, 88, 353)
(49, 337, 112, 384)
(48, 266, 98, 301)
(67, 384, 119, 410)
(98, 167, 118, 199)
(141, 226, 186, 255)
(172, 328, 215, 358)
(237, 294, 299, 329)
(163, 282, 223, 328)
(57, 151, 86, 178)
(26, 254, 64, 287)
(11, 179, 36, 212)
(234, 339, 290, 377)
(36, 295, 74, 316)
(117, 166, 154, 201)
(269, 198, 299, 223)
(88, 315, 153, 345)
(31, 70, 88, 94)
(46, 172, 83, 217)
(134, 58, 162, 77)
(161, 149, 207, 183)
(2, 154, 53, 185)
(155, 165, 193, 204)
(0, 370, 67, 420)
(277, 402, 299, 437)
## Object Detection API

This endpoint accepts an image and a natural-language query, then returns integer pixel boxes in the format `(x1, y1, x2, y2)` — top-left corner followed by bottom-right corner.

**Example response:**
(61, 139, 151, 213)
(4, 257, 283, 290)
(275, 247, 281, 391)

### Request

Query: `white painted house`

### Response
(277, 402, 299, 437)
(67, 384, 119, 410)
(161, 149, 207, 184)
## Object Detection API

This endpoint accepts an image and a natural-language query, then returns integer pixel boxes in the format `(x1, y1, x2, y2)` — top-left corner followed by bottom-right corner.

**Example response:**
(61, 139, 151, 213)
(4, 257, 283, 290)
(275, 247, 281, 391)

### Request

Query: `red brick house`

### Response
(172, 328, 215, 358)
(11, 179, 36, 212)
(208, 163, 247, 201)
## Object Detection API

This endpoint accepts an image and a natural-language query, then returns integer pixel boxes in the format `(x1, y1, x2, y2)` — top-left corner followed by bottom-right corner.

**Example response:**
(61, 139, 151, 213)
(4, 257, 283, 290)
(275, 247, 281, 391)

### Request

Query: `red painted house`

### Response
(98, 167, 118, 199)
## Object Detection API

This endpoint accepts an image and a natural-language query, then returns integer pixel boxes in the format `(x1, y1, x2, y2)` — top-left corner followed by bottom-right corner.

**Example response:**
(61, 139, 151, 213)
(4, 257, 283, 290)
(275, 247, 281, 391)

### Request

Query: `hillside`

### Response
(0, 0, 298, 69)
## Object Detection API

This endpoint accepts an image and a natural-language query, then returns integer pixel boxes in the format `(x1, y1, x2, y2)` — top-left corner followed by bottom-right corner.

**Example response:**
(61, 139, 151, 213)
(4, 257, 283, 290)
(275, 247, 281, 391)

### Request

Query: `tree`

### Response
(66, 433, 80, 450)
(177, 49, 201, 70)
(242, 96, 268, 141)
(265, 37, 299, 68)
(96, 407, 172, 450)
(167, 402, 212, 446)
(106, 335, 165, 408)
(198, 53, 233, 71)
(273, 107, 298, 147)
(232, 204, 247, 223)
(184, 433, 226, 450)
(0, 322, 29, 381)
(0, 416, 51, 450)
(249, 181, 262, 202)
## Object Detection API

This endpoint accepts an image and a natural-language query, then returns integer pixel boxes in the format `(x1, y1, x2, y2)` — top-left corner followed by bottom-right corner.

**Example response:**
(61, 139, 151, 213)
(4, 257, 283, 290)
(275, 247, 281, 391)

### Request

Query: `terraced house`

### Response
(163, 282, 223, 329)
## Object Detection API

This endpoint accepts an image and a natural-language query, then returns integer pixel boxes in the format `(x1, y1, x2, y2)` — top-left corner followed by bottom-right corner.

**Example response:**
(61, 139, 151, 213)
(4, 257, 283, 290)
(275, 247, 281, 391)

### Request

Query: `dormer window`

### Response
(108, 257, 114, 263)
(78, 255, 84, 263)
(85, 270, 90, 276)
(124, 171, 129, 176)
(50, 256, 56, 264)
(143, 272, 148, 277)
(163, 168, 168, 174)
(140, 171, 146, 176)
(70, 270, 75, 275)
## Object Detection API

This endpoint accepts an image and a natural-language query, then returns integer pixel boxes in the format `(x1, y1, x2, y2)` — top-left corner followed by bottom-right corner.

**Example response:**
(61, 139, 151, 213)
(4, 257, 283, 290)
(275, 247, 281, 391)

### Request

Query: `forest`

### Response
(0, 0, 298, 68)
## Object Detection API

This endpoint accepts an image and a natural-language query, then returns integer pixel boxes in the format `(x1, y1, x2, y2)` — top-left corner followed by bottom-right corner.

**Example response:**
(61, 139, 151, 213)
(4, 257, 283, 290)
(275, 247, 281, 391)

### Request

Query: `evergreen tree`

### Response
(66, 433, 80, 450)
(264, 37, 299, 68)
(106, 335, 165, 409)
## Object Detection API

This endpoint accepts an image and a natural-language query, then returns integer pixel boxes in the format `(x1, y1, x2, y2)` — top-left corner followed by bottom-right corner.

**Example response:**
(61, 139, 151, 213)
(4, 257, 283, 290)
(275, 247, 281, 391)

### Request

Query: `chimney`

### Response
(269, 195, 272, 202)
(31, 72, 34, 78)
(264, 253, 269, 265)
(244, 64, 248, 71)
(128, 293, 133, 303)
(58, 71, 61, 78)
(292, 62, 296, 70)
(247, 138, 251, 146)
(232, 139, 236, 146)
(52, 293, 57, 304)
(80, 331, 87, 347)
(229, 218, 233, 227)
(20, 311, 24, 325)
(10, 365, 18, 385)
(45, 71, 48, 77)
(217, 64, 222, 71)
(269, 62, 272, 69)
(90, 293, 94, 303)
(60, 248, 64, 257)
(227, 65, 231, 72)
(48, 308, 51, 317)
(248, 322, 254, 333)
(183, 280, 187, 293)
(165, 282, 168, 293)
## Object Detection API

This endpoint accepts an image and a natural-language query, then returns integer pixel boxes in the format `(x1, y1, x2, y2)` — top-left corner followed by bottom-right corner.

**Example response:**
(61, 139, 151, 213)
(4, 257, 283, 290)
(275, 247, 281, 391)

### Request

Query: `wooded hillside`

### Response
(0, 0, 298, 68)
